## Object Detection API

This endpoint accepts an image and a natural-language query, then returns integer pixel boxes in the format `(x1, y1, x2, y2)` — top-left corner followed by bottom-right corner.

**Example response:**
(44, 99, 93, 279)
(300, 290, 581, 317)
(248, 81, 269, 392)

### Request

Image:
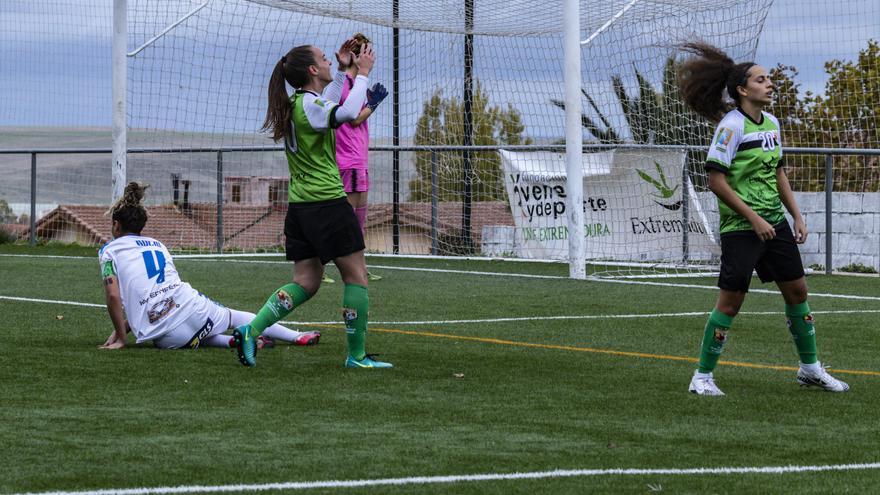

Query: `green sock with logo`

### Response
(249, 283, 310, 334)
(343, 284, 369, 361)
(786, 301, 818, 365)
(698, 309, 734, 373)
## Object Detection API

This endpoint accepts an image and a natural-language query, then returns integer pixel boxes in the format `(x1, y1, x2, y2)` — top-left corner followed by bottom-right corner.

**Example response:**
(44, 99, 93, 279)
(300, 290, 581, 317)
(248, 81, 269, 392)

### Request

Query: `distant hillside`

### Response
(0, 127, 415, 206)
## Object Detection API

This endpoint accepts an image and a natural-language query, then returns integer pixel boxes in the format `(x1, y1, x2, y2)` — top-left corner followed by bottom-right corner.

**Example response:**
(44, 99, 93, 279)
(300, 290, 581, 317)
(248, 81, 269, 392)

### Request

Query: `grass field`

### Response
(1, 244, 879, 494)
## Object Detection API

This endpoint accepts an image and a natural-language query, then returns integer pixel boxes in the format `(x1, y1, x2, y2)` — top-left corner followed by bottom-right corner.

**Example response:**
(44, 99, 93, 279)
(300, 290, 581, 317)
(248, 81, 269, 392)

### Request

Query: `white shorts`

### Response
(152, 297, 231, 349)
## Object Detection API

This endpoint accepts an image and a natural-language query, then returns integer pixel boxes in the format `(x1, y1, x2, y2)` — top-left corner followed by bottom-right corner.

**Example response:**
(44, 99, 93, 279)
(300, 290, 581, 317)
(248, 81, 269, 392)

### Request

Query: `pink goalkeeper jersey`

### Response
(335, 74, 369, 171)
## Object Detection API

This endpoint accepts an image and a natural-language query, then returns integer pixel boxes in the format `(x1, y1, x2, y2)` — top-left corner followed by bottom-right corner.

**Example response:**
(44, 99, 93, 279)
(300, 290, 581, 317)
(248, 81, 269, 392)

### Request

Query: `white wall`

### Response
(795, 192, 879, 272)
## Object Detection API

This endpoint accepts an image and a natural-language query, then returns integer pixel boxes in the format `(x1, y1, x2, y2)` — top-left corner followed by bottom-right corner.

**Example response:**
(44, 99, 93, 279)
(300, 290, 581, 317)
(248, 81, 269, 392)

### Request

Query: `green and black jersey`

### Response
(284, 90, 347, 203)
(705, 107, 785, 234)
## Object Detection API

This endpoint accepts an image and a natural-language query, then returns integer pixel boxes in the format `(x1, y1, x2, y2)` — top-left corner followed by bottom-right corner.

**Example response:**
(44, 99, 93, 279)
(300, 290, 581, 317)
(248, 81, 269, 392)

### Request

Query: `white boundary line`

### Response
(0, 296, 104, 308)
(189, 260, 880, 301)
(15, 462, 880, 495)
(2, 295, 878, 325)
(4, 254, 880, 301)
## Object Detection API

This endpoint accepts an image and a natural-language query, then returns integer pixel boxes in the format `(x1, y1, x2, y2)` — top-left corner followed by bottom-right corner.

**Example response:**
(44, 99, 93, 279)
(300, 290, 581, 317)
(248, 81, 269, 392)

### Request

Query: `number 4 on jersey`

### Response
(142, 250, 167, 283)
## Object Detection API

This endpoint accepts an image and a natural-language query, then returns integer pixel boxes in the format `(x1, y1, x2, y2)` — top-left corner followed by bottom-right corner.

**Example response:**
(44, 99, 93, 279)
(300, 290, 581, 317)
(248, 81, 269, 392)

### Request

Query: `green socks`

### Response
(786, 301, 818, 365)
(343, 283, 369, 361)
(248, 282, 371, 362)
(250, 283, 310, 334)
(698, 309, 734, 373)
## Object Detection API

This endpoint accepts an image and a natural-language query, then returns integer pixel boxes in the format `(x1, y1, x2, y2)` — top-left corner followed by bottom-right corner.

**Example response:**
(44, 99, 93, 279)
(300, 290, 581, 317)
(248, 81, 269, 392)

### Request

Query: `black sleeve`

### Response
(704, 161, 731, 175)
(328, 106, 342, 130)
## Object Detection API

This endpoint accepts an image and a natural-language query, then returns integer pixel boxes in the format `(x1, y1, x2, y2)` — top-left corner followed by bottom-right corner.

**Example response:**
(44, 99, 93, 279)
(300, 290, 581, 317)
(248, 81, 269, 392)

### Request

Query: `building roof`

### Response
(23, 201, 513, 251)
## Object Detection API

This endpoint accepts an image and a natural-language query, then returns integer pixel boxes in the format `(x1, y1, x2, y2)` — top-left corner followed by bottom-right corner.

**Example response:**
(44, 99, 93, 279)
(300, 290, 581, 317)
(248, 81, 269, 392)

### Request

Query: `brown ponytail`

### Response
(261, 45, 317, 142)
(678, 42, 755, 122)
(108, 182, 149, 234)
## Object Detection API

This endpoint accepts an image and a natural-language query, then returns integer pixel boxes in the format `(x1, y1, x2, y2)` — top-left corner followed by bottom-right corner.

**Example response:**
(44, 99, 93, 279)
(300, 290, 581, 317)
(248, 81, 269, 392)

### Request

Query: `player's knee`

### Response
(716, 297, 744, 316)
(294, 277, 321, 296)
(718, 305, 740, 317)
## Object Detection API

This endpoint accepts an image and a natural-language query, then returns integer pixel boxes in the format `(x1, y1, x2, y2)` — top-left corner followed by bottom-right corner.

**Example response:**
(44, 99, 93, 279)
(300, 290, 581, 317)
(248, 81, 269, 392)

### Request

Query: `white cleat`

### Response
(797, 362, 850, 392)
(688, 371, 725, 396)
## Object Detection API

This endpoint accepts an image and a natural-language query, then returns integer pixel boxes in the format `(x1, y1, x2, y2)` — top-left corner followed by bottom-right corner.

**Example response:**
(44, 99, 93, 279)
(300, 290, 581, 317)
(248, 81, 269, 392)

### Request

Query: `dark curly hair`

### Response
(677, 42, 756, 122)
(108, 182, 148, 234)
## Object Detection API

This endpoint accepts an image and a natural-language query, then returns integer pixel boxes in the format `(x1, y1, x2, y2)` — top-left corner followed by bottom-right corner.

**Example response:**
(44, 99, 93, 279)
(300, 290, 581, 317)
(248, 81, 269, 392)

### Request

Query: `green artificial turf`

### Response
(1, 246, 878, 494)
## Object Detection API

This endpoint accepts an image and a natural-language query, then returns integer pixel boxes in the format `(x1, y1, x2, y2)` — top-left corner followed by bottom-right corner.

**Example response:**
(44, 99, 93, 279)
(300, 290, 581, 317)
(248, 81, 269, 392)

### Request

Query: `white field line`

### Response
(184, 259, 570, 280)
(0, 296, 104, 308)
(14, 462, 880, 495)
(1, 295, 878, 325)
(0, 254, 94, 259)
(183, 259, 880, 301)
(4, 254, 880, 301)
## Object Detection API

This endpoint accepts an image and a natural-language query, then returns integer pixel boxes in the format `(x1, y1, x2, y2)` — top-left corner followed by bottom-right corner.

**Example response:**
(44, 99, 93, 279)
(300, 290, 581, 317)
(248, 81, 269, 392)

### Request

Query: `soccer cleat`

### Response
(230, 335, 275, 350)
(321, 274, 335, 284)
(257, 335, 275, 349)
(293, 331, 321, 346)
(232, 325, 257, 367)
(688, 371, 725, 396)
(797, 363, 849, 392)
(367, 271, 383, 281)
(345, 354, 393, 369)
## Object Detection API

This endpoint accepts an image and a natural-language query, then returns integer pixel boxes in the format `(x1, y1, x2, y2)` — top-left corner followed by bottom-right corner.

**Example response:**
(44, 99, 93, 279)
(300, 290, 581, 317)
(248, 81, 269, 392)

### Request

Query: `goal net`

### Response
(123, 0, 768, 275)
(2, 0, 878, 276)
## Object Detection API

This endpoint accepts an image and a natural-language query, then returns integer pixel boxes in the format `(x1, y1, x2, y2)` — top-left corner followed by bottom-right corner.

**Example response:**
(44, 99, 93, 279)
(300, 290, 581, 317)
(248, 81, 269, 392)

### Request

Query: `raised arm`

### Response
(323, 38, 359, 103)
(349, 82, 387, 127)
(331, 45, 374, 125)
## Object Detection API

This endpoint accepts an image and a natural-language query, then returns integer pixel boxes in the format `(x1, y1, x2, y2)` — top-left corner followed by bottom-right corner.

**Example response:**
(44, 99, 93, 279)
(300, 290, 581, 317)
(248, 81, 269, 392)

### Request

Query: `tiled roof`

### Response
(28, 205, 215, 248)
(24, 201, 513, 250)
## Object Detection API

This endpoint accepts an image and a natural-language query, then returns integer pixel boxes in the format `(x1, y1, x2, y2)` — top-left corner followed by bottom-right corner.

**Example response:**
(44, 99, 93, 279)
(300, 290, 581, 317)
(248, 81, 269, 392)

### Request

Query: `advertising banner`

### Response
(500, 149, 719, 263)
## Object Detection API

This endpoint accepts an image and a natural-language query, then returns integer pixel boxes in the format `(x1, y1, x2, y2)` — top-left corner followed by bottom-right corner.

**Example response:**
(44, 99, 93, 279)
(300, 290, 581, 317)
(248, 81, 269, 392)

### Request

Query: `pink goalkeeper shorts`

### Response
(340, 169, 370, 193)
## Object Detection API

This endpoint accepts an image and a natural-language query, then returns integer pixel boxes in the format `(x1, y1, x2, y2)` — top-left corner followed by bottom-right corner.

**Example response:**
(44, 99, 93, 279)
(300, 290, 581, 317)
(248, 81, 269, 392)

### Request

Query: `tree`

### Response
(551, 58, 713, 147)
(0, 199, 16, 224)
(409, 84, 532, 202)
(767, 64, 824, 190)
(768, 40, 880, 192)
(550, 58, 715, 187)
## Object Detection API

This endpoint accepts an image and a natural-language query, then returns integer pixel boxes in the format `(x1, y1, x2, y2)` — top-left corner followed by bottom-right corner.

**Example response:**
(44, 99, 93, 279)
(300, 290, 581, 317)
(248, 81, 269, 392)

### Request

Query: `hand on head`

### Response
(355, 43, 374, 76)
(335, 38, 358, 69)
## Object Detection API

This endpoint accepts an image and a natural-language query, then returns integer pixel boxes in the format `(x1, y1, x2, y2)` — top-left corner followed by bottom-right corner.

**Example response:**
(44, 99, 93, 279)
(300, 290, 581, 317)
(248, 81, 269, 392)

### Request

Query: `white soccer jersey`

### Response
(99, 235, 203, 343)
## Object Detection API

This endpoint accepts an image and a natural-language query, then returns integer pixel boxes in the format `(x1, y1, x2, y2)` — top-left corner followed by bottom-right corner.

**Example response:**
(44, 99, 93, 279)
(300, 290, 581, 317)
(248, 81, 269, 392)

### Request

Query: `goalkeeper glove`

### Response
(366, 83, 388, 111)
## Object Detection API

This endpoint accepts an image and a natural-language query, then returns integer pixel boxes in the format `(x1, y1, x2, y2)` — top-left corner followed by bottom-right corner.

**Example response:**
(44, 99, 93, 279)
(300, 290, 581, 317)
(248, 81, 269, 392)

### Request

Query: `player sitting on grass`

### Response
(99, 182, 320, 350)
(677, 42, 848, 395)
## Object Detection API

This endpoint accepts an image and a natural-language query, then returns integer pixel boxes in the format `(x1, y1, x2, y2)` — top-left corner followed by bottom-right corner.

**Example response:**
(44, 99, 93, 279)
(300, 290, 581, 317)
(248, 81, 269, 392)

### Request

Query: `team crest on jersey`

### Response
(715, 128, 733, 149)
(314, 98, 326, 108)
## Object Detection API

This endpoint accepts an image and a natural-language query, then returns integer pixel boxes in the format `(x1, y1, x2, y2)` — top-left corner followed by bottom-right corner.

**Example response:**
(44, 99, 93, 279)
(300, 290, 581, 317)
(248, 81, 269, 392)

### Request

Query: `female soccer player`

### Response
(99, 182, 320, 350)
(333, 32, 388, 282)
(231, 38, 392, 368)
(677, 42, 848, 395)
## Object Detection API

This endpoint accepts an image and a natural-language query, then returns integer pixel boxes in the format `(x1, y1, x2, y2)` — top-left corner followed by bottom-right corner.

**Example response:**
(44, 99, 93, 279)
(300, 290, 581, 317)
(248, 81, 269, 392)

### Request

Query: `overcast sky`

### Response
(0, 0, 877, 141)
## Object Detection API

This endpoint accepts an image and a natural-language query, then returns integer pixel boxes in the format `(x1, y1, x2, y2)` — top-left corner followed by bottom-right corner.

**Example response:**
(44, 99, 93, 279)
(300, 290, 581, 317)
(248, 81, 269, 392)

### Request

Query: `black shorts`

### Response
(284, 197, 365, 264)
(717, 221, 805, 292)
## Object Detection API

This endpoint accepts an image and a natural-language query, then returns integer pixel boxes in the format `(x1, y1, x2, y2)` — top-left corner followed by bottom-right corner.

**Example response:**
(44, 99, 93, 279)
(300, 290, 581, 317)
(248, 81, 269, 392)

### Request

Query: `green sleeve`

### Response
(101, 260, 116, 277)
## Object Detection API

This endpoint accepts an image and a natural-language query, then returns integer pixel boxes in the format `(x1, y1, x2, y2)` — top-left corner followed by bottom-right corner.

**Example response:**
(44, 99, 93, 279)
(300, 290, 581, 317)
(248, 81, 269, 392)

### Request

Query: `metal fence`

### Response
(1, 144, 878, 275)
